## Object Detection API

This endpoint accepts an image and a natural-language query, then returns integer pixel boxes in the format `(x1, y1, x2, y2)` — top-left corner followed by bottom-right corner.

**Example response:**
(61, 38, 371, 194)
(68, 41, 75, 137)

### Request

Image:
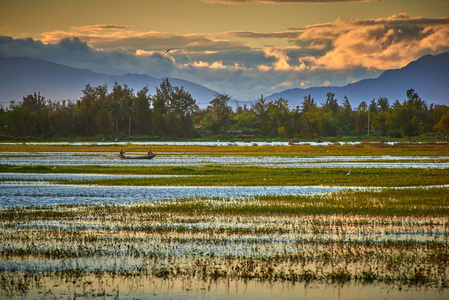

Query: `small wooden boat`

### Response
(119, 154, 156, 160)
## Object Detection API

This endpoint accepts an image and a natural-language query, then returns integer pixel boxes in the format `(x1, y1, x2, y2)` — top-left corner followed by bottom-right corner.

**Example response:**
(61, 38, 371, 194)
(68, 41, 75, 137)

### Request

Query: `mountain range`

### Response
(265, 51, 449, 107)
(1, 52, 448, 109)
(0, 56, 217, 107)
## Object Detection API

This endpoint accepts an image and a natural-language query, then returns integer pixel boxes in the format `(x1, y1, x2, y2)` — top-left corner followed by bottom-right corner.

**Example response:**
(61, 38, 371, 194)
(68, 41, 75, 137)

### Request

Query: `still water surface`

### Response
(0, 183, 359, 208)
(2, 152, 448, 168)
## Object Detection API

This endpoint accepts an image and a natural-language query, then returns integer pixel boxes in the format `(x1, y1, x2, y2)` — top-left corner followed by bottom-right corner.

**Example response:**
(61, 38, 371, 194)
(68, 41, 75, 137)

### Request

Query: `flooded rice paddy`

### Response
(0, 183, 359, 208)
(1, 198, 448, 299)
(1, 144, 448, 299)
(2, 141, 447, 146)
(2, 151, 449, 168)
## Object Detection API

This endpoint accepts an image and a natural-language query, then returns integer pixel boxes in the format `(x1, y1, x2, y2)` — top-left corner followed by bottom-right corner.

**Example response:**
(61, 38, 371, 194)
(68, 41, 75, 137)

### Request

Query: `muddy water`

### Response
(11, 275, 447, 300)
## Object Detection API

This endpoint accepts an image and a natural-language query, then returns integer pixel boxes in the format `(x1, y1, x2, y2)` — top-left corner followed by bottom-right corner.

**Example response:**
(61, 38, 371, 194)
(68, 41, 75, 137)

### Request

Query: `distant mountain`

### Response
(266, 52, 449, 107)
(0, 56, 218, 107)
(2, 53, 448, 110)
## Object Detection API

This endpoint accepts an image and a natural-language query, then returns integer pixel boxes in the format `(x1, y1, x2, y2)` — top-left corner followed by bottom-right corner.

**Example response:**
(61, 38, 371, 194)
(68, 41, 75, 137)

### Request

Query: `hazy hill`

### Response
(1, 52, 448, 110)
(0, 56, 218, 107)
(266, 52, 449, 107)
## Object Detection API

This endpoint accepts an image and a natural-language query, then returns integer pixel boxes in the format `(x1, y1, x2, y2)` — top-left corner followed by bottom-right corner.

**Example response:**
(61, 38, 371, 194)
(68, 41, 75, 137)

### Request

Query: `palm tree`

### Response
(107, 99, 121, 133)
(122, 96, 136, 136)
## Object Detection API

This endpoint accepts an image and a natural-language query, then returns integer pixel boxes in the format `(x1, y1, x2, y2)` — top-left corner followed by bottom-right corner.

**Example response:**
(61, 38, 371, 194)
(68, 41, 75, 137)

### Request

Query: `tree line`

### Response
(1, 79, 448, 139)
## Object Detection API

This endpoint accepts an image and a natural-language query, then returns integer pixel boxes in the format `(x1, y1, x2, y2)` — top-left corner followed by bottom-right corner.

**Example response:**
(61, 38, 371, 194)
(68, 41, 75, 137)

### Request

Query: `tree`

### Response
(96, 104, 113, 136)
(320, 111, 339, 137)
(46, 100, 76, 137)
(108, 82, 125, 133)
(287, 106, 301, 137)
(134, 86, 152, 135)
(322, 92, 339, 115)
(301, 94, 317, 113)
(3, 85, 449, 140)
(355, 101, 368, 137)
(169, 86, 198, 137)
(94, 87, 113, 137)
(371, 97, 389, 136)
(299, 95, 318, 138)
(355, 112, 367, 137)
(251, 95, 269, 136)
(377, 97, 390, 112)
(401, 89, 429, 138)
(207, 93, 233, 135)
(319, 93, 339, 137)
(267, 97, 289, 137)
(233, 105, 256, 134)
(107, 99, 121, 134)
(77, 84, 108, 136)
(358, 101, 368, 112)
(369, 99, 378, 114)
(122, 96, 136, 136)
(3, 105, 33, 136)
(22, 93, 47, 136)
(152, 79, 172, 136)
(406, 89, 427, 111)
(403, 120, 416, 140)
(338, 95, 355, 135)
(433, 105, 449, 135)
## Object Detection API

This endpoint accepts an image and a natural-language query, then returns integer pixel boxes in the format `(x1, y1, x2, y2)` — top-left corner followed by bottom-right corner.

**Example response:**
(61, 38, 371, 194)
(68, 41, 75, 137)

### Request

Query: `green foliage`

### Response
(203, 93, 233, 135)
(1, 86, 448, 139)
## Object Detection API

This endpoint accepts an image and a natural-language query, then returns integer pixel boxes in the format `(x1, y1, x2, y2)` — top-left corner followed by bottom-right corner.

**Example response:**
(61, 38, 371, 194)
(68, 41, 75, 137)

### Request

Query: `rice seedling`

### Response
(1, 189, 448, 297)
(2, 165, 448, 188)
(1, 142, 448, 298)
(0, 142, 448, 157)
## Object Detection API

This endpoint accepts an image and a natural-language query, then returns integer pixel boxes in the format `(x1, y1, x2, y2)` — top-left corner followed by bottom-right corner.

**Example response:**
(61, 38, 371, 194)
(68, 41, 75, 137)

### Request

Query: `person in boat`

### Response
(148, 149, 154, 156)
(119, 149, 124, 158)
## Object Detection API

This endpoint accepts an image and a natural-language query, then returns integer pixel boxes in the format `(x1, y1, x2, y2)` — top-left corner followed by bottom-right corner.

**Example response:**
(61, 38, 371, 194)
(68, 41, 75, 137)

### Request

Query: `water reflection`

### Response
(0, 184, 359, 208)
(2, 141, 447, 146)
(2, 152, 448, 168)
(0, 172, 194, 181)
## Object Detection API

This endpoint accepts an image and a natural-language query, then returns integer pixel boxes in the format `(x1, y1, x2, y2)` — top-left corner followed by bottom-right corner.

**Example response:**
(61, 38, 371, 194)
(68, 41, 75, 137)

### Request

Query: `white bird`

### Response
(346, 170, 351, 176)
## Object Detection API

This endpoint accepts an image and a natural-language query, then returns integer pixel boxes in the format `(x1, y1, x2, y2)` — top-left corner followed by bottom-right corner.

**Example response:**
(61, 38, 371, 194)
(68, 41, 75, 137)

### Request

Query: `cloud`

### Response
(202, 0, 387, 3)
(0, 35, 178, 77)
(39, 25, 264, 67)
(1, 13, 448, 101)
(295, 14, 449, 70)
(229, 30, 300, 39)
(41, 27, 210, 53)
(259, 46, 310, 71)
(270, 81, 293, 90)
(189, 60, 246, 70)
(70, 25, 133, 32)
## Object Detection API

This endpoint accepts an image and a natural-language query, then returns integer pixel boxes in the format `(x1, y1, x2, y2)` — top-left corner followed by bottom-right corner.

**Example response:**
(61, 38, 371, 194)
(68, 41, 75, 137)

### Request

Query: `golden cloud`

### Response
(202, 0, 385, 3)
(295, 14, 449, 70)
(34, 14, 449, 83)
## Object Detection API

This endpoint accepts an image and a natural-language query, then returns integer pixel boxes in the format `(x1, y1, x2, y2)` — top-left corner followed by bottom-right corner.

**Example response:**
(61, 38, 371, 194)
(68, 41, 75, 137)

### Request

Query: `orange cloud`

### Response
(188, 60, 245, 70)
(270, 81, 293, 90)
(29, 14, 449, 94)
(260, 46, 307, 71)
(191, 60, 227, 69)
(202, 0, 385, 3)
(70, 25, 132, 32)
(295, 14, 449, 70)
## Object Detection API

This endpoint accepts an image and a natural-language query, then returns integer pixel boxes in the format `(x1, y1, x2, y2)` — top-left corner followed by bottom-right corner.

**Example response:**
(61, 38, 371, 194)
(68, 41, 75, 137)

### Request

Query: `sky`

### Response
(1, 0, 449, 101)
